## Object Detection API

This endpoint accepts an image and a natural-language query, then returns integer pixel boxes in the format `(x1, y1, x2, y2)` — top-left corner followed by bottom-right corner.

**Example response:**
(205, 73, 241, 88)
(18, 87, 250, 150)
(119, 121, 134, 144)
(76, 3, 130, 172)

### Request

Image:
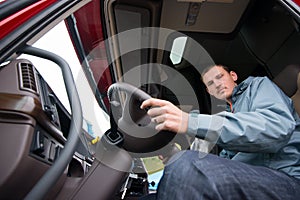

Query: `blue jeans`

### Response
(156, 150, 300, 200)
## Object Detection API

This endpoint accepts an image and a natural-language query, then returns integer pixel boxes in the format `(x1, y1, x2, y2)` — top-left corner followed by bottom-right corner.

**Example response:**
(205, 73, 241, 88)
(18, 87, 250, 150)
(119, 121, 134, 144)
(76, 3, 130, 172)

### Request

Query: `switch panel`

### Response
(30, 125, 63, 165)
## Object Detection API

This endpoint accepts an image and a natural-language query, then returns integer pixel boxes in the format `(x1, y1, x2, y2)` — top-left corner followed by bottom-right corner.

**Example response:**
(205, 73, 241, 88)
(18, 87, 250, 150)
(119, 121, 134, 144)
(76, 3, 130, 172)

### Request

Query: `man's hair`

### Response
(201, 65, 230, 79)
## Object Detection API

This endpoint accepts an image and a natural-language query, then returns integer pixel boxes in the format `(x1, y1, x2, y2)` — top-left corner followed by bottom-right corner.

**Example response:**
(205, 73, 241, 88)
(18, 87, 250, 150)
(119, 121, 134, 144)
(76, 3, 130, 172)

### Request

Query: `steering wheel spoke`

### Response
(107, 82, 192, 157)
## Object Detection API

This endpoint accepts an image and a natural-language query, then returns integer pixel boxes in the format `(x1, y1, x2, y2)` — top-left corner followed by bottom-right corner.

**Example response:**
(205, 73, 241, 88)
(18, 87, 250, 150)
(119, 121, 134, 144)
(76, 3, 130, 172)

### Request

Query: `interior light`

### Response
(185, 2, 201, 26)
(183, 0, 234, 26)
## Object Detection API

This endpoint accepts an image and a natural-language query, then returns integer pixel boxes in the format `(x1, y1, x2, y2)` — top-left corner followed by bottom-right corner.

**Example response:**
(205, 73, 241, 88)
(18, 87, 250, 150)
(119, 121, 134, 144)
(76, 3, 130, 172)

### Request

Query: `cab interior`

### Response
(0, 0, 300, 199)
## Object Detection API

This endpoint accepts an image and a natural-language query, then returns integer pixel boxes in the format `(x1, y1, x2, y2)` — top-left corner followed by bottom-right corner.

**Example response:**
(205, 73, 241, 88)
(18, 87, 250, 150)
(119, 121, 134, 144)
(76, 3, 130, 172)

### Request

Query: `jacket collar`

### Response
(231, 76, 254, 103)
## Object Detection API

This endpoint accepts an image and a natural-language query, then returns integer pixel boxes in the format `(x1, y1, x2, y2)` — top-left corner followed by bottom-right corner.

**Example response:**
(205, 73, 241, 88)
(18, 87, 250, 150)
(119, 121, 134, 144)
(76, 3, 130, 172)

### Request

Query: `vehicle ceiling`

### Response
(74, 0, 300, 87)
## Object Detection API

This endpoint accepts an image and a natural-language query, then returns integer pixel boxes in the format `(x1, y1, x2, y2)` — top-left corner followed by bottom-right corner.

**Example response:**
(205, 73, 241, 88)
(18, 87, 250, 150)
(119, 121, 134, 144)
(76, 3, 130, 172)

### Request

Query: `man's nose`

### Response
(215, 79, 222, 88)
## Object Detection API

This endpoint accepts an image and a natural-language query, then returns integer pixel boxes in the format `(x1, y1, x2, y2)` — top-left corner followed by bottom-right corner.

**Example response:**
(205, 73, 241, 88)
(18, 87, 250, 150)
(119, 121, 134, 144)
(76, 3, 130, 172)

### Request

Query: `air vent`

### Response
(18, 62, 38, 93)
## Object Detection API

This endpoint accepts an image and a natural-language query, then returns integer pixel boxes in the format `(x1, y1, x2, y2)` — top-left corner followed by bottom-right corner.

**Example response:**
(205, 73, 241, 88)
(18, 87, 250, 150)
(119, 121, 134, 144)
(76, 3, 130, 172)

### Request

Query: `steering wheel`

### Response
(107, 82, 192, 157)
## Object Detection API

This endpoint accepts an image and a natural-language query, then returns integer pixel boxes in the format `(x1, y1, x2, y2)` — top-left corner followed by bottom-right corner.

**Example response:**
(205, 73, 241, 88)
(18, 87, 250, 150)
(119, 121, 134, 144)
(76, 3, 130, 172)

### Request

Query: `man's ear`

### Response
(230, 71, 238, 82)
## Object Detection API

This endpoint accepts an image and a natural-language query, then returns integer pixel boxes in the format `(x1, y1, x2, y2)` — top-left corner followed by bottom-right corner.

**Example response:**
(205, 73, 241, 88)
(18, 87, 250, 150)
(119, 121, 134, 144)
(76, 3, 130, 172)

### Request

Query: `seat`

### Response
(273, 64, 300, 115)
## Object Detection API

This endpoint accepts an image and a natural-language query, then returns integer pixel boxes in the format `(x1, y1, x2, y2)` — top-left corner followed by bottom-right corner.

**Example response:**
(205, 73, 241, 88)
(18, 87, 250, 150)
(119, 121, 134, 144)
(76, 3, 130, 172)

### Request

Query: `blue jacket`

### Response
(188, 76, 300, 180)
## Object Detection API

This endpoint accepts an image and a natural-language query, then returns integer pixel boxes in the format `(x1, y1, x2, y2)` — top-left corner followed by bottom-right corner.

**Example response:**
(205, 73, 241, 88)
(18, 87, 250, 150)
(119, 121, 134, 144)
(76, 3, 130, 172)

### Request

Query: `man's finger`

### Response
(148, 107, 166, 117)
(140, 98, 168, 109)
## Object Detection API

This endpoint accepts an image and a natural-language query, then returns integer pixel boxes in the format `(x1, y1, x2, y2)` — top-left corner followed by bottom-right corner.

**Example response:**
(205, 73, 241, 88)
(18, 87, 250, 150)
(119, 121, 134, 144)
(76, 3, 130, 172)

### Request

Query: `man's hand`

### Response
(140, 98, 188, 134)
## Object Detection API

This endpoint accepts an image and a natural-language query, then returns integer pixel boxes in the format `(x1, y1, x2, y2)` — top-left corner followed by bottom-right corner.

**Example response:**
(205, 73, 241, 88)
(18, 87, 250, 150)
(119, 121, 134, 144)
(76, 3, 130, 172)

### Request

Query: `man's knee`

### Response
(158, 151, 222, 199)
(164, 150, 219, 186)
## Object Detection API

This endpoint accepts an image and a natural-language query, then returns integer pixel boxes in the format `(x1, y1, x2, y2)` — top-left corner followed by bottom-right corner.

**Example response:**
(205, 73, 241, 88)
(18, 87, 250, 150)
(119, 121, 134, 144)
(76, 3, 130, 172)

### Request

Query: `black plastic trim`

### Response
(278, 0, 300, 23)
(0, 0, 38, 21)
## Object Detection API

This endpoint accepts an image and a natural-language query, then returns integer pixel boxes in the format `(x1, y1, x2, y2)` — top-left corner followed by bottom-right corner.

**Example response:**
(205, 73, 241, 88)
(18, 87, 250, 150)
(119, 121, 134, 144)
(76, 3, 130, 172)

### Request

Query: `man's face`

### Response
(202, 66, 238, 101)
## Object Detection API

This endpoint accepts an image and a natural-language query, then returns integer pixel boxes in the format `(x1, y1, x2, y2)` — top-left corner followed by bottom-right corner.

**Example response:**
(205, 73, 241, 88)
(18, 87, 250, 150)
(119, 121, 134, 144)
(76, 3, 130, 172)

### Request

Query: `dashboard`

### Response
(0, 58, 92, 198)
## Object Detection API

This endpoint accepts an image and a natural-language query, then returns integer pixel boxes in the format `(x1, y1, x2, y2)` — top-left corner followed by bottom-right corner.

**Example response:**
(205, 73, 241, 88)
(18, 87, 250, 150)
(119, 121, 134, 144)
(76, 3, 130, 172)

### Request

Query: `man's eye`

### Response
(207, 81, 213, 86)
(216, 74, 223, 79)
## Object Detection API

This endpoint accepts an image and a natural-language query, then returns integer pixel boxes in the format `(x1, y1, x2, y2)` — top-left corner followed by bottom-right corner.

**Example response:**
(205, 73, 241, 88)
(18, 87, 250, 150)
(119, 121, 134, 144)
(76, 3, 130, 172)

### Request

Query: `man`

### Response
(140, 65, 300, 199)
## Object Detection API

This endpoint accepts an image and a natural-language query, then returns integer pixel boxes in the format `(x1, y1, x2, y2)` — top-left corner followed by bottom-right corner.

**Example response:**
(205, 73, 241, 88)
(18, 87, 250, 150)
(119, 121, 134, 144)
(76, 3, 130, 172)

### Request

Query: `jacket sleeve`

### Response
(187, 77, 296, 153)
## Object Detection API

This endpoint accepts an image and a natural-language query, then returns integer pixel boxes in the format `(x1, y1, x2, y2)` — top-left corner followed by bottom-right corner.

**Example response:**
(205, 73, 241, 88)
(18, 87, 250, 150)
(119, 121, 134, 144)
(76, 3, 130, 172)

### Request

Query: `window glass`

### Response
(170, 36, 187, 65)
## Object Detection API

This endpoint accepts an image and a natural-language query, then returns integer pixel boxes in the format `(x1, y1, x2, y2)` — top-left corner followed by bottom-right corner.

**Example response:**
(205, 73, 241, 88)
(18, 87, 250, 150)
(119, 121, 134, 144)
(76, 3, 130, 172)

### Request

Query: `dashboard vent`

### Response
(19, 62, 38, 93)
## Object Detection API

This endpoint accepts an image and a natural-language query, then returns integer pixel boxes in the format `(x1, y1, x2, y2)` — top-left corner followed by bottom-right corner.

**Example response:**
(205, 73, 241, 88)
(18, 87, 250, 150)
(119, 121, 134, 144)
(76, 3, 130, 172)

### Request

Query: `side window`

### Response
(169, 36, 187, 65)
